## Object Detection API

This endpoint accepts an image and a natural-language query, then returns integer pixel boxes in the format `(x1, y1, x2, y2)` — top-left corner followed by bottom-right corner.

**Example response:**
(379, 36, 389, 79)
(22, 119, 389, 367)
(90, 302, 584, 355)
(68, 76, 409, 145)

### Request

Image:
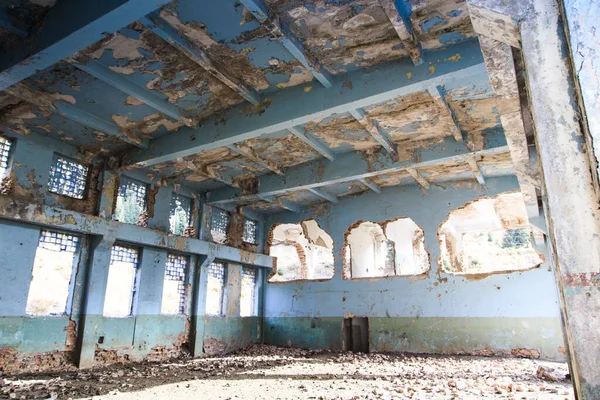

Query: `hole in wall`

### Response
(343, 218, 429, 280)
(98, 336, 105, 344)
(343, 317, 369, 353)
(267, 219, 334, 282)
(438, 192, 545, 276)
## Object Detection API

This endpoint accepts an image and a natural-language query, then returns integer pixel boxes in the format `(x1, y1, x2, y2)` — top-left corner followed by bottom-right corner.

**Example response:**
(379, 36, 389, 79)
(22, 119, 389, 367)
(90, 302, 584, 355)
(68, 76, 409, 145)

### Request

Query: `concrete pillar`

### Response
(135, 248, 167, 315)
(147, 185, 171, 231)
(520, 2, 600, 397)
(98, 170, 117, 219)
(190, 255, 211, 357)
(225, 263, 242, 317)
(76, 235, 115, 368)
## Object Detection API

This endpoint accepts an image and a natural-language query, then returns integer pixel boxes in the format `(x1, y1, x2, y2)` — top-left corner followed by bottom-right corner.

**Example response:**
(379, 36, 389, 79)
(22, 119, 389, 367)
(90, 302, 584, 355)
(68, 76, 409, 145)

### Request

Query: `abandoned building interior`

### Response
(0, 0, 598, 398)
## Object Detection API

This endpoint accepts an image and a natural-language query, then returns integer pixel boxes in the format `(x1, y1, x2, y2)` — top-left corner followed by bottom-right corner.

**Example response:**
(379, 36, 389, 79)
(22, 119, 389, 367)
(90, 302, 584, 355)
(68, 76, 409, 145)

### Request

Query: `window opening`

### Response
(103, 245, 140, 318)
(243, 219, 258, 244)
(26, 230, 80, 316)
(169, 194, 192, 235)
(0, 136, 12, 179)
(211, 208, 229, 244)
(268, 220, 334, 282)
(115, 177, 147, 224)
(47, 156, 88, 199)
(438, 192, 544, 275)
(240, 266, 257, 317)
(344, 218, 429, 279)
(205, 262, 226, 316)
(161, 254, 188, 315)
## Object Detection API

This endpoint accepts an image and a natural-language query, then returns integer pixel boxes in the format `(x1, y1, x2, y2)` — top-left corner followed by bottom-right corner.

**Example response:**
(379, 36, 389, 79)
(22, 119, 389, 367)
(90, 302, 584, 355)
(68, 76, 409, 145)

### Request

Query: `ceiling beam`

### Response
(239, 0, 333, 88)
(207, 133, 509, 205)
(428, 85, 463, 142)
(226, 144, 284, 176)
(0, 0, 164, 91)
(359, 178, 381, 194)
(308, 188, 339, 203)
(349, 108, 397, 159)
(258, 195, 300, 213)
(72, 59, 193, 126)
(406, 167, 430, 188)
(5, 83, 148, 148)
(287, 127, 335, 161)
(124, 39, 487, 169)
(377, 0, 423, 65)
(139, 11, 260, 106)
(467, 156, 486, 184)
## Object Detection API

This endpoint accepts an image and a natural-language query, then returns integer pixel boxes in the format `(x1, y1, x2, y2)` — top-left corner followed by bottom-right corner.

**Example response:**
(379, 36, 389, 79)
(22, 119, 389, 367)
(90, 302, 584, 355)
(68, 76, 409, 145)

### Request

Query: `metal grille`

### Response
(0, 136, 12, 177)
(206, 262, 226, 316)
(38, 230, 79, 253)
(169, 194, 192, 235)
(165, 254, 188, 314)
(117, 177, 147, 208)
(47, 156, 88, 199)
(211, 209, 229, 234)
(240, 266, 257, 317)
(110, 245, 139, 266)
(243, 219, 258, 244)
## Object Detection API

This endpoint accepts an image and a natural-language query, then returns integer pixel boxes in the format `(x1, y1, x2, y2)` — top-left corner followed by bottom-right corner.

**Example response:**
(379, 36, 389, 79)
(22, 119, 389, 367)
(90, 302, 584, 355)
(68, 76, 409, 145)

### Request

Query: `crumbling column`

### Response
(468, 0, 600, 397)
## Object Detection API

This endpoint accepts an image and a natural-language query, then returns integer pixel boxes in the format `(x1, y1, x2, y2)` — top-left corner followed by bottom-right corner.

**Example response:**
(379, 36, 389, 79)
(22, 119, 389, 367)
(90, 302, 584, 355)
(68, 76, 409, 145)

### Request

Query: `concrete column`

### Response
(76, 235, 115, 368)
(519, 1, 600, 398)
(147, 185, 171, 231)
(199, 204, 213, 242)
(98, 170, 117, 219)
(135, 248, 167, 315)
(225, 263, 242, 317)
(190, 255, 211, 357)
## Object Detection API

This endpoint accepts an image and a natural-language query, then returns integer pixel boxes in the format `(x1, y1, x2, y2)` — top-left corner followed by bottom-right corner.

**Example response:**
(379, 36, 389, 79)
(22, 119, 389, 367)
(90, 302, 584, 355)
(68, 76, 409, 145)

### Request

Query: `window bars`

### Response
(47, 156, 88, 199)
(115, 177, 147, 224)
(211, 209, 229, 234)
(0, 136, 12, 178)
(206, 262, 226, 316)
(38, 230, 80, 253)
(164, 254, 188, 314)
(169, 194, 192, 235)
(243, 219, 258, 244)
(110, 244, 140, 265)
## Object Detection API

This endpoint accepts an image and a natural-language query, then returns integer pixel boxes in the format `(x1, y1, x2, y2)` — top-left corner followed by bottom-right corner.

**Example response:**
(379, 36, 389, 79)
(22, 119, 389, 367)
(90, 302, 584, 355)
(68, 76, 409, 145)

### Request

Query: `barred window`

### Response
(104, 245, 140, 318)
(26, 230, 80, 316)
(47, 156, 88, 199)
(240, 266, 257, 317)
(115, 177, 147, 224)
(243, 219, 258, 244)
(169, 194, 192, 235)
(0, 136, 12, 178)
(210, 209, 229, 244)
(161, 254, 188, 315)
(206, 262, 226, 316)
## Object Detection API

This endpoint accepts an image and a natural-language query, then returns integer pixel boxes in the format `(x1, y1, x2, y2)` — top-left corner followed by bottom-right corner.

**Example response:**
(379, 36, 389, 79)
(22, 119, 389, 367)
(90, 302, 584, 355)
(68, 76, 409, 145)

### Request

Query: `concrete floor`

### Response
(0, 345, 573, 399)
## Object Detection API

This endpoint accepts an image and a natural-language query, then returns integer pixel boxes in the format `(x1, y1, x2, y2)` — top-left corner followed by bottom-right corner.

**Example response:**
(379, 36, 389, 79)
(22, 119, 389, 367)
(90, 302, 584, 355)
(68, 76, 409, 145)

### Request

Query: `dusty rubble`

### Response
(0, 344, 572, 399)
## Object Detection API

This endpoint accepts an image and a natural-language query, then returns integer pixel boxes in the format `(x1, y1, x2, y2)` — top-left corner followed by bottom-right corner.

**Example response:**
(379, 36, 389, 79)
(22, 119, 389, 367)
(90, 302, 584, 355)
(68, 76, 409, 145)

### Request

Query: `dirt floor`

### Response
(0, 345, 573, 399)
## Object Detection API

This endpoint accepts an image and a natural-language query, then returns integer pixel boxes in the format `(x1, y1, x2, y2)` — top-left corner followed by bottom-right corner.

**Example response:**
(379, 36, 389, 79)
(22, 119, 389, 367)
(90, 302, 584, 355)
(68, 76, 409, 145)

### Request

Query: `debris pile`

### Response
(0, 344, 573, 399)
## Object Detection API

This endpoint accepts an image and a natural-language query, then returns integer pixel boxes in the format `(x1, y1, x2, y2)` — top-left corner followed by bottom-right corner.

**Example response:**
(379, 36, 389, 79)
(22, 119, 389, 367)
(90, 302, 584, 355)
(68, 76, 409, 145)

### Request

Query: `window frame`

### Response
(169, 193, 193, 236)
(47, 154, 89, 200)
(161, 253, 189, 315)
(240, 266, 259, 317)
(103, 244, 141, 318)
(0, 135, 13, 179)
(205, 261, 227, 317)
(243, 218, 259, 245)
(25, 229, 82, 317)
(114, 176, 148, 224)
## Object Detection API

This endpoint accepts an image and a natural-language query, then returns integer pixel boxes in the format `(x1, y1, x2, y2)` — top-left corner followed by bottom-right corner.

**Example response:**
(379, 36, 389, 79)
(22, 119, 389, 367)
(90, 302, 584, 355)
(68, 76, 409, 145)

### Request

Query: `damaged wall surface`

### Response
(263, 177, 565, 360)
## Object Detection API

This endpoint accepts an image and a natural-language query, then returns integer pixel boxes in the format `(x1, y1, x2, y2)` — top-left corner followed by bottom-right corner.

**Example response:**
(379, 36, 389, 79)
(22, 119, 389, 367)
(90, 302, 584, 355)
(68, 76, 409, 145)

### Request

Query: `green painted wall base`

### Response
(265, 316, 566, 361)
(202, 317, 261, 355)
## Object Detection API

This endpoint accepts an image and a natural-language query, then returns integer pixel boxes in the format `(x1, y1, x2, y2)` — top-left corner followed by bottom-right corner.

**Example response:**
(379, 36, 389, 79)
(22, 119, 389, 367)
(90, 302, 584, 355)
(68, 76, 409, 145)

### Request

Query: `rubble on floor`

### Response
(0, 344, 572, 399)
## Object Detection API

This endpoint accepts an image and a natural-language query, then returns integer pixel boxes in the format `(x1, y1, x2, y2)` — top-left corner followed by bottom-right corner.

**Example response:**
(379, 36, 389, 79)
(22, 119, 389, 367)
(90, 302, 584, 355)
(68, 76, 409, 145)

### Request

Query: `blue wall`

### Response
(264, 176, 565, 360)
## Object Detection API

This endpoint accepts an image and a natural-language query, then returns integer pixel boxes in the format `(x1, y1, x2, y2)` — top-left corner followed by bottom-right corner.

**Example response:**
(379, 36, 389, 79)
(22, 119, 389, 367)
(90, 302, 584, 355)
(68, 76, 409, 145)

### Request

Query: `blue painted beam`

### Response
(139, 12, 260, 105)
(226, 144, 284, 175)
(258, 194, 300, 213)
(287, 127, 335, 162)
(0, 0, 165, 91)
(359, 178, 382, 194)
(0, 8, 29, 37)
(0, 195, 274, 268)
(378, 0, 423, 65)
(72, 59, 192, 126)
(428, 85, 463, 142)
(238, 0, 332, 88)
(308, 188, 339, 203)
(349, 108, 397, 159)
(54, 101, 149, 148)
(124, 39, 488, 168)
(207, 133, 509, 205)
